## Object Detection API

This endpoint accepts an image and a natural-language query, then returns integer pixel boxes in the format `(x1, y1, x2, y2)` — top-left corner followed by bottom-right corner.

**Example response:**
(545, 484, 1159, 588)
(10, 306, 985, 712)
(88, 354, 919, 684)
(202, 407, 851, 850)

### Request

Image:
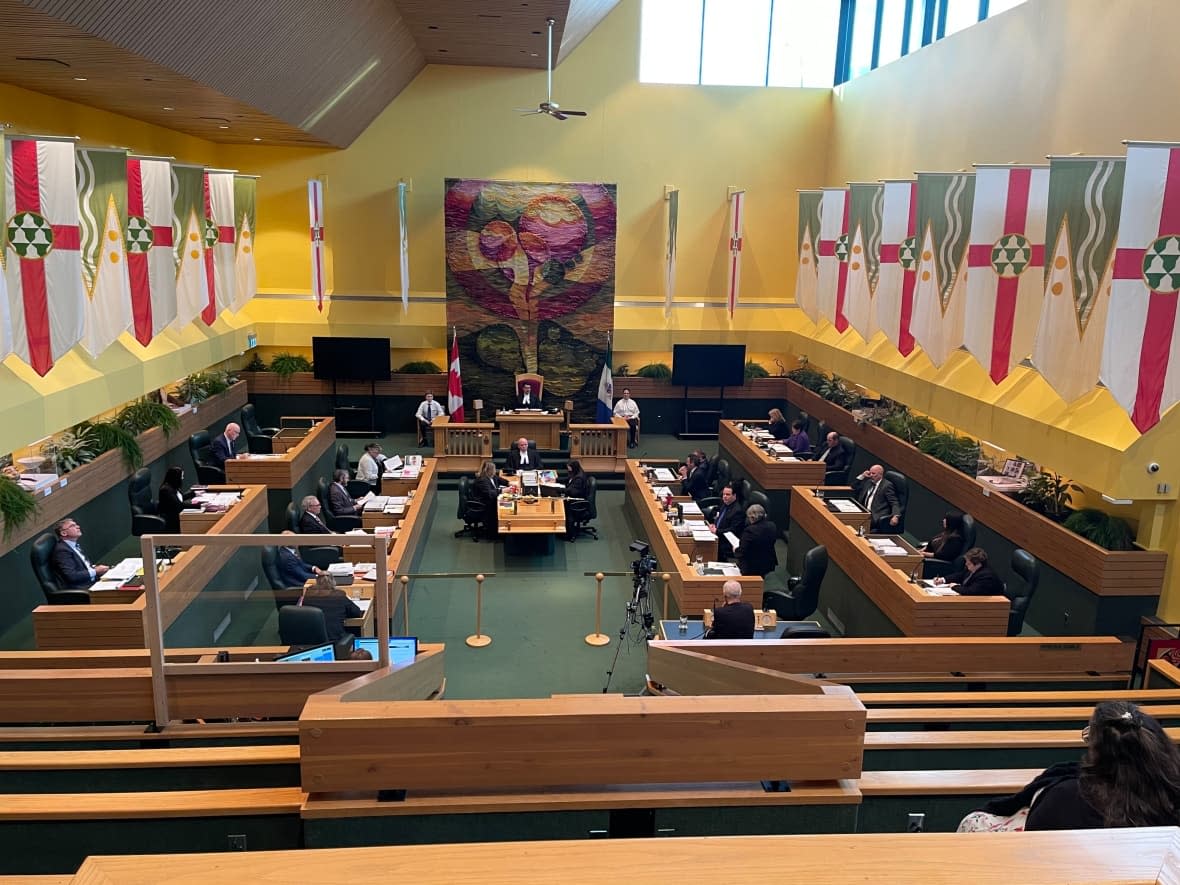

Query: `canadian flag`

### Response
(447, 329, 465, 422)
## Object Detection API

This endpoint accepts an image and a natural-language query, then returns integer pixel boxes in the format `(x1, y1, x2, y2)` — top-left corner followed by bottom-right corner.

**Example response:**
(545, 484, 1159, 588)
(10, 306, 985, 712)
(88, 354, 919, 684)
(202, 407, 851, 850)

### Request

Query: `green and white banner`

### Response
(76, 147, 131, 358)
(171, 163, 208, 329)
(232, 175, 257, 313)
(794, 190, 822, 323)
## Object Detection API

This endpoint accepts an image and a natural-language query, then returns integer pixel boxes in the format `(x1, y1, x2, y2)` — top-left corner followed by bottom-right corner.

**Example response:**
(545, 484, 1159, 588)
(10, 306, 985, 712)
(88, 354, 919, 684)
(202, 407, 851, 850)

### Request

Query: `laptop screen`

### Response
(353, 636, 419, 665)
(276, 643, 336, 662)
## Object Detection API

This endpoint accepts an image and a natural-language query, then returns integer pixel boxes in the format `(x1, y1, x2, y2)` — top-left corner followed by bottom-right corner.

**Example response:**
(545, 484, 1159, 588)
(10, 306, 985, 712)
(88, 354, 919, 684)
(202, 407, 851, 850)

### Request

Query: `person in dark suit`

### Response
(706, 580, 755, 639)
(299, 574, 362, 641)
(678, 453, 709, 501)
(854, 463, 901, 531)
(563, 459, 590, 539)
(767, 408, 790, 440)
(935, 547, 1006, 596)
(277, 531, 323, 586)
(328, 469, 362, 517)
(515, 382, 542, 409)
(815, 431, 849, 473)
(504, 437, 542, 473)
(471, 460, 503, 538)
(299, 495, 332, 534)
(50, 517, 109, 589)
(921, 510, 966, 564)
(156, 465, 194, 534)
(209, 423, 240, 469)
(710, 483, 746, 560)
(735, 504, 778, 578)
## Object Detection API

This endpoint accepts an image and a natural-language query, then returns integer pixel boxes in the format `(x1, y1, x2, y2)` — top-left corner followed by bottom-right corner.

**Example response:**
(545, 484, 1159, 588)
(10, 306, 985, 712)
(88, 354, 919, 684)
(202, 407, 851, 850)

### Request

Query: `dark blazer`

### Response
(681, 465, 709, 501)
(277, 547, 316, 587)
(157, 483, 187, 533)
(566, 474, 590, 500)
(299, 510, 331, 535)
(858, 477, 901, 531)
(768, 420, 790, 440)
(209, 432, 235, 468)
(328, 482, 357, 517)
(51, 540, 94, 589)
(470, 475, 501, 534)
(707, 601, 756, 639)
(736, 519, 778, 577)
(301, 592, 362, 642)
(515, 391, 542, 409)
(926, 531, 965, 562)
(712, 501, 747, 560)
(505, 447, 543, 472)
(947, 563, 1006, 596)
(816, 442, 849, 472)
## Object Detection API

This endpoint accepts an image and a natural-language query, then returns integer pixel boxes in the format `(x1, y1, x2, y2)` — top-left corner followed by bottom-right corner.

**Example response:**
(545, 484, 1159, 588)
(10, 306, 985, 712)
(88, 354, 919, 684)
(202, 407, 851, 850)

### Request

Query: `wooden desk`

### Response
(865, 534, 924, 577)
(225, 418, 337, 531)
(430, 418, 494, 474)
(815, 489, 871, 534)
(569, 418, 628, 472)
(719, 420, 825, 528)
(498, 497, 565, 534)
(496, 411, 563, 449)
(271, 427, 312, 454)
(361, 499, 415, 529)
(625, 461, 762, 617)
(178, 486, 250, 535)
(790, 488, 1009, 637)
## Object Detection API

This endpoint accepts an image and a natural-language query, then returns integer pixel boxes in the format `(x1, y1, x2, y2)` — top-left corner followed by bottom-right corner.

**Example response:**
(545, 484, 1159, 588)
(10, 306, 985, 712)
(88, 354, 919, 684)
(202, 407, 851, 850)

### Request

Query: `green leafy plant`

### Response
(269, 353, 313, 379)
(0, 474, 37, 539)
(177, 370, 233, 404)
(86, 420, 144, 470)
(1019, 469, 1081, 519)
(635, 363, 672, 380)
(817, 375, 859, 409)
(116, 397, 180, 437)
(615, 364, 630, 377)
(880, 405, 936, 445)
(917, 430, 981, 475)
(244, 353, 269, 372)
(1063, 508, 1135, 551)
(744, 360, 769, 380)
(43, 426, 100, 473)
(397, 360, 443, 374)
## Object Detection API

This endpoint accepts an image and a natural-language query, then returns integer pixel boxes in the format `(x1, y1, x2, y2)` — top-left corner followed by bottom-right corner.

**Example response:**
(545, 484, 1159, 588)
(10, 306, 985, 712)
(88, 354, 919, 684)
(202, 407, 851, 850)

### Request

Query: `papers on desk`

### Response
(768, 444, 793, 455)
(363, 496, 390, 511)
(327, 562, 356, 576)
(652, 486, 673, 499)
(238, 453, 282, 459)
(191, 491, 241, 509)
(829, 499, 863, 514)
(680, 502, 702, 517)
(385, 455, 404, 471)
(519, 470, 539, 486)
(652, 468, 678, 483)
(538, 470, 558, 484)
(354, 598, 372, 614)
(920, 580, 959, 596)
(867, 538, 909, 556)
(691, 529, 716, 542)
(704, 561, 741, 577)
(91, 558, 144, 592)
(384, 465, 420, 479)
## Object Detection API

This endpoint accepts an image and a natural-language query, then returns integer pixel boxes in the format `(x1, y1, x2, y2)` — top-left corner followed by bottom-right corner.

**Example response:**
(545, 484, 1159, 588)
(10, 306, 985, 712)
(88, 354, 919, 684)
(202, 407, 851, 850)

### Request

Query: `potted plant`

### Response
(244, 353, 268, 372)
(1019, 469, 1081, 521)
(786, 358, 827, 392)
(42, 426, 100, 474)
(916, 430, 981, 476)
(880, 404, 935, 445)
(84, 420, 144, 471)
(744, 360, 769, 380)
(116, 397, 181, 437)
(397, 360, 443, 374)
(269, 353, 313, 380)
(635, 363, 672, 380)
(0, 472, 36, 539)
(1063, 508, 1135, 550)
(177, 370, 234, 404)
(817, 375, 860, 409)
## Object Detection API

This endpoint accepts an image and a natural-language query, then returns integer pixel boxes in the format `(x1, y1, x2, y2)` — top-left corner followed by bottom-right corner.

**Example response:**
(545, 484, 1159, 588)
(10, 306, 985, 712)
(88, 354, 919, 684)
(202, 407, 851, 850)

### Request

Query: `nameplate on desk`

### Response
(1040, 643, 1083, 651)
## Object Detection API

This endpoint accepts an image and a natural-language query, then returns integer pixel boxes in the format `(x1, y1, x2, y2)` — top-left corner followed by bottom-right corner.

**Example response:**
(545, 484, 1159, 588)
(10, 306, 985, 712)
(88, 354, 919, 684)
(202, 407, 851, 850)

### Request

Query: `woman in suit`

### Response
(785, 419, 810, 455)
(767, 408, 790, 440)
(935, 547, 1006, 596)
(922, 511, 966, 563)
(564, 460, 590, 539)
(157, 466, 193, 533)
(471, 460, 502, 538)
(735, 503, 778, 578)
(299, 574, 361, 642)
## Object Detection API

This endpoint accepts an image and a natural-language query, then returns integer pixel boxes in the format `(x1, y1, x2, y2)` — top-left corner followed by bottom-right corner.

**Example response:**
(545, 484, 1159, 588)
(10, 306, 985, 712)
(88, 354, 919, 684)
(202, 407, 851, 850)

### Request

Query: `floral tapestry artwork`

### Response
(444, 179, 617, 417)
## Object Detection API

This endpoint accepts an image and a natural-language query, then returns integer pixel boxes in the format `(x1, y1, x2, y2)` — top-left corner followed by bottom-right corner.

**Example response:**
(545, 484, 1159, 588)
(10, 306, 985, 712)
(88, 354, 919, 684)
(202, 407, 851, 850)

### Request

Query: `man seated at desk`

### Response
(505, 437, 543, 473)
(329, 469, 363, 517)
(515, 382, 542, 410)
(299, 495, 332, 534)
(710, 483, 746, 560)
(706, 580, 755, 639)
(854, 463, 901, 532)
(210, 423, 240, 469)
(933, 547, 1006, 596)
(51, 517, 110, 589)
(277, 531, 326, 586)
(415, 392, 444, 447)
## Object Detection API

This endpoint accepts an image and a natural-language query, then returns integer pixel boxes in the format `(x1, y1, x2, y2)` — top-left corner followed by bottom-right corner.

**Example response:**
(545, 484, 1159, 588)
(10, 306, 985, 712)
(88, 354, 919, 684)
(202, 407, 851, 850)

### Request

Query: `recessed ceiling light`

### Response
(428, 25, 438, 29)
(438, 48, 448, 52)
(530, 52, 538, 57)
(218, 124, 230, 129)
(73, 76, 87, 81)
(252, 137, 262, 142)
(162, 106, 174, 111)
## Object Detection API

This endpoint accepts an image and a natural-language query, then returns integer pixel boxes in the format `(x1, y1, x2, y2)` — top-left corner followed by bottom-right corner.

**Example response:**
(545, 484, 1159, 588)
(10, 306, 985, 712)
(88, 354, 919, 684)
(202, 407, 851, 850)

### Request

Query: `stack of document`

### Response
(363, 496, 390, 511)
(327, 562, 356, 576)
(652, 467, 677, 483)
(652, 486, 673, 499)
(704, 561, 741, 577)
(680, 502, 703, 518)
(385, 495, 409, 515)
(829, 499, 862, 514)
(867, 538, 909, 556)
(691, 526, 716, 542)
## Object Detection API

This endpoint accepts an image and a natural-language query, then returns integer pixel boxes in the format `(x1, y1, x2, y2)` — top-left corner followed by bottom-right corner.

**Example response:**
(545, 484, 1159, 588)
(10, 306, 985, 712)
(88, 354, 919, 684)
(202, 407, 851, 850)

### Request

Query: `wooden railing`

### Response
(430, 418, 493, 473)
(569, 418, 628, 472)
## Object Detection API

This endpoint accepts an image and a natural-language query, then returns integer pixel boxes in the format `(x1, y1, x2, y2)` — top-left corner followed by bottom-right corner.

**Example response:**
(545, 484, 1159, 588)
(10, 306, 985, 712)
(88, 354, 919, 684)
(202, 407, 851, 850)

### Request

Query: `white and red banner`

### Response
(447, 328, 465, 422)
(726, 188, 745, 318)
(794, 190, 822, 324)
(817, 187, 850, 332)
(876, 180, 919, 356)
(911, 172, 976, 368)
(201, 170, 235, 324)
(844, 182, 883, 341)
(1101, 141, 1180, 433)
(3, 136, 85, 376)
(126, 156, 177, 345)
(963, 165, 1049, 384)
(308, 179, 326, 311)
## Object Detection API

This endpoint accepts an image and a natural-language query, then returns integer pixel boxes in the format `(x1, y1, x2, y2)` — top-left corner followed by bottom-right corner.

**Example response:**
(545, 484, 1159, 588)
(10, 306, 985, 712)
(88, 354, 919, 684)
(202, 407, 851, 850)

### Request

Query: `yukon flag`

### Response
(910, 172, 976, 368)
(1101, 141, 1180, 433)
(202, 170, 235, 324)
(231, 175, 257, 313)
(4, 136, 85, 376)
(876, 180, 919, 356)
(77, 147, 132, 358)
(817, 188, 851, 331)
(1032, 156, 1124, 403)
(664, 187, 678, 319)
(726, 188, 745, 318)
(844, 182, 884, 341)
(794, 190, 822, 323)
(171, 164, 208, 329)
(597, 333, 614, 424)
(963, 165, 1049, 384)
(127, 156, 177, 345)
(447, 329, 465, 422)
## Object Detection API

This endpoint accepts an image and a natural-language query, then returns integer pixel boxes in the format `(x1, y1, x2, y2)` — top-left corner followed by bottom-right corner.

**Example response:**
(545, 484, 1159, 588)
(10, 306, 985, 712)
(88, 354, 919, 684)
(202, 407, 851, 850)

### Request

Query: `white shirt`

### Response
(357, 452, 380, 484)
(613, 397, 639, 419)
(519, 449, 529, 466)
(416, 399, 444, 424)
(864, 480, 880, 510)
(520, 393, 532, 406)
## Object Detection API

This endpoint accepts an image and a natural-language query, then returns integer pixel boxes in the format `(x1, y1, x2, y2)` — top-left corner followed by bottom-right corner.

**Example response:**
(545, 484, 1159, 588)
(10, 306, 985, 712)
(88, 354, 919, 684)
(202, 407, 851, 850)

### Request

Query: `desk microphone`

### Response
(908, 562, 922, 584)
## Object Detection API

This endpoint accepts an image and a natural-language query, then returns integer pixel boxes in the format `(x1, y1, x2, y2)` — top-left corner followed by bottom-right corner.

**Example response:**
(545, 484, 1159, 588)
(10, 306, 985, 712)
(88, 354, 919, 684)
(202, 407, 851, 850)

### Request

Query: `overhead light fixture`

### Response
(1101, 494, 1133, 505)
(252, 137, 262, 142)
(218, 125, 229, 129)
(162, 106, 174, 111)
(73, 76, 87, 81)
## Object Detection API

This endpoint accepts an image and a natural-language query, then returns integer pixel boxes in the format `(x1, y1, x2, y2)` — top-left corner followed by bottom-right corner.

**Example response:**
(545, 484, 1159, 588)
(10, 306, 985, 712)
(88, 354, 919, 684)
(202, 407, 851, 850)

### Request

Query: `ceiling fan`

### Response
(516, 18, 587, 121)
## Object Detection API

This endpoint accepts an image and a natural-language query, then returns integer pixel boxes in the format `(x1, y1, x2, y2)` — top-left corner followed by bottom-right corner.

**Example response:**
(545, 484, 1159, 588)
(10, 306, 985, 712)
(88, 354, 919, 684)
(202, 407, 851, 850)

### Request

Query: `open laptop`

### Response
(275, 642, 336, 662)
(353, 636, 419, 664)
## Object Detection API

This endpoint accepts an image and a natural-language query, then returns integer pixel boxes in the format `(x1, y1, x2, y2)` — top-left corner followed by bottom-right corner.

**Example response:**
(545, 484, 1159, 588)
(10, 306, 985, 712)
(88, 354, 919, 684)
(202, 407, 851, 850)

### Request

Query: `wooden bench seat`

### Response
(0, 744, 300, 770)
(858, 768, 1040, 796)
(859, 689, 1180, 705)
(0, 720, 297, 745)
(0, 786, 306, 820)
(866, 704, 1180, 724)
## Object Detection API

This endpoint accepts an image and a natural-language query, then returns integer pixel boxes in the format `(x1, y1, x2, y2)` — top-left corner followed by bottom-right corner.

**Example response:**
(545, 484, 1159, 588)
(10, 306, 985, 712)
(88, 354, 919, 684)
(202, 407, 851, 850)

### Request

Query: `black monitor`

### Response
(671, 344, 746, 387)
(312, 337, 391, 382)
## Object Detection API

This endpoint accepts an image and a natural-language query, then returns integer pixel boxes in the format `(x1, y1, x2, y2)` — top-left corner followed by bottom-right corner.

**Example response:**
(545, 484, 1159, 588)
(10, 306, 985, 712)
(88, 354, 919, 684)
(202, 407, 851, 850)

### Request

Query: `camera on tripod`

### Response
(630, 540, 658, 581)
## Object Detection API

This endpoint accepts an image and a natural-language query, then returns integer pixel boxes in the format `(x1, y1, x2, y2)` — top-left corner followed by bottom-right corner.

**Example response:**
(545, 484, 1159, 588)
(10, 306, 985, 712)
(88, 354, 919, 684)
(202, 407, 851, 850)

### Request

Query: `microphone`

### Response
(909, 562, 922, 584)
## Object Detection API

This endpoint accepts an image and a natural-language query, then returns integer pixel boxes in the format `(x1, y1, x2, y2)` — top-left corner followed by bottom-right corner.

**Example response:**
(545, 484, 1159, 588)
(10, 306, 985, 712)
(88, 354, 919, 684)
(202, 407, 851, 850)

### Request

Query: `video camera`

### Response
(629, 540, 658, 578)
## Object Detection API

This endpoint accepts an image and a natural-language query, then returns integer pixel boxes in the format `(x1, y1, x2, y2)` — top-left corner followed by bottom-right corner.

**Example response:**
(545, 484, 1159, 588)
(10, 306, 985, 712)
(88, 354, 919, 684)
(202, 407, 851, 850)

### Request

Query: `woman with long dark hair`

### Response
(922, 511, 966, 562)
(157, 465, 192, 533)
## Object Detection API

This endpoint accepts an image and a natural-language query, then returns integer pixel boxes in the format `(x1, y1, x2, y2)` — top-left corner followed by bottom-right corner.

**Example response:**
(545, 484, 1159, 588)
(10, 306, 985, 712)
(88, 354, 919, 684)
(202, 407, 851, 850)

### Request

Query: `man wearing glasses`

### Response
(51, 518, 110, 589)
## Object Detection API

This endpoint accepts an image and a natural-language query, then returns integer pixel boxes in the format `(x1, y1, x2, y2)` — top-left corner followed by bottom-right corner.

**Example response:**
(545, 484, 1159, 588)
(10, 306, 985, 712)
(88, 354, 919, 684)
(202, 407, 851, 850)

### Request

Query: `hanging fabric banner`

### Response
(4, 136, 85, 376)
(447, 328, 465, 422)
(844, 182, 884, 341)
(726, 188, 745, 318)
(171, 163, 208, 329)
(201, 169, 235, 324)
(1031, 156, 1124, 403)
(876, 180, 919, 356)
(231, 175, 257, 313)
(794, 189, 822, 323)
(962, 164, 1050, 384)
(308, 179, 326, 311)
(76, 147, 131, 359)
(0, 138, 11, 361)
(664, 186, 678, 319)
(910, 172, 976, 368)
(1101, 141, 1180, 433)
(127, 155, 177, 345)
(817, 187, 850, 331)
(397, 180, 409, 313)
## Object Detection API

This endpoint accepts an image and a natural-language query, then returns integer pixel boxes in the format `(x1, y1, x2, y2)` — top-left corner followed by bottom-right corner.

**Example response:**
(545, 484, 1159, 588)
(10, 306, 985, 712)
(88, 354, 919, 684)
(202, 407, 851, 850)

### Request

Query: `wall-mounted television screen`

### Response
(671, 344, 746, 387)
(312, 336, 391, 382)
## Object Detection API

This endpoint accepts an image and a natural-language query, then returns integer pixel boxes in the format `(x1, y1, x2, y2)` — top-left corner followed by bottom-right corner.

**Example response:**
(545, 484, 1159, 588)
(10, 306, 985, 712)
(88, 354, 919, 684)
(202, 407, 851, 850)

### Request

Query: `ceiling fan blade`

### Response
(561, 110, 588, 116)
(550, 110, 568, 121)
(514, 107, 541, 114)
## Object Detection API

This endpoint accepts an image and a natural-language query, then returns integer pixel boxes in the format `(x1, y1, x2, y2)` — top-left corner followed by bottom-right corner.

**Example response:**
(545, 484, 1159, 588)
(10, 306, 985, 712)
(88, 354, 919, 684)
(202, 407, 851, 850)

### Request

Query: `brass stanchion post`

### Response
(662, 572, 672, 620)
(400, 575, 410, 634)
(466, 572, 491, 647)
(585, 571, 610, 646)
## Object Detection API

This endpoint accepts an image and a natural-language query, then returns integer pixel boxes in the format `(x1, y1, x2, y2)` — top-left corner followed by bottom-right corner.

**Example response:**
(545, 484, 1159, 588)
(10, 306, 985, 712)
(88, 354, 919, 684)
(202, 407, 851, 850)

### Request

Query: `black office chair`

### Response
(924, 513, 976, 578)
(884, 469, 909, 533)
(762, 545, 827, 621)
(30, 534, 91, 605)
(1008, 548, 1040, 636)
(287, 501, 341, 567)
(278, 605, 329, 646)
(780, 624, 831, 639)
(567, 475, 598, 541)
(286, 501, 302, 534)
(455, 476, 487, 542)
(336, 444, 351, 473)
(703, 453, 720, 492)
(261, 545, 304, 610)
(823, 436, 856, 486)
(317, 477, 361, 531)
(188, 431, 225, 484)
(713, 458, 731, 493)
(128, 468, 167, 537)
(241, 404, 277, 454)
(747, 489, 770, 512)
